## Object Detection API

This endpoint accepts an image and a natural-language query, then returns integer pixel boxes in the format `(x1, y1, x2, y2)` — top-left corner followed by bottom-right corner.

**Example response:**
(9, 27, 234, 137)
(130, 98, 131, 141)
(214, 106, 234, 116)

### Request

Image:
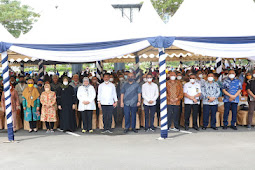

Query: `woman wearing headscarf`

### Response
(22, 79, 40, 133)
(57, 77, 76, 132)
(77, 77, 96, 133)
(40, 84, 57, 133)
(1, 83, 20, 132)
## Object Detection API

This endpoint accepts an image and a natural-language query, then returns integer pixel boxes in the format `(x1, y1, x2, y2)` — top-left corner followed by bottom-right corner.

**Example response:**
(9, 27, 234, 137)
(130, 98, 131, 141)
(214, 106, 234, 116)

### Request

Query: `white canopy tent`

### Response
(167, 0, 255, 59)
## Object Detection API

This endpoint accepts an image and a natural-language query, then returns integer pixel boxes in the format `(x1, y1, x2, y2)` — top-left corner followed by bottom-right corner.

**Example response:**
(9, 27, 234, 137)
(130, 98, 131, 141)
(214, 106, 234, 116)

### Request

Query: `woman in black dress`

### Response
(57, 77, 77, 132)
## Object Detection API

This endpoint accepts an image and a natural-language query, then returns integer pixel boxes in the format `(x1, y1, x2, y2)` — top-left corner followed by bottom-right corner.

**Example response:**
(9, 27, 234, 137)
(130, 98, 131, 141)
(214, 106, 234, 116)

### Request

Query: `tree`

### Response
(0, 0, 40, 38)
(151, 0, 183, 19)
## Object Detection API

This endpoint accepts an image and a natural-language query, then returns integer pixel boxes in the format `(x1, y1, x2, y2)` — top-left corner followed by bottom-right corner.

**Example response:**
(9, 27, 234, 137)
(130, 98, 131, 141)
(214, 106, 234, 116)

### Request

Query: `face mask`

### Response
(247, 76, 252, 80)
(253, 74, 255, 78)
(109, 78, 114, 82)
(170, 76, 176, 80)
(10, 86, 12, 89)
(16, 78, 19, 82)
(119, 77, 124, 81)
(147, 78, 152, 82)
(63, 81, 68, 85)
(37, 84, 43, 87)
(143, 78, 147, 82)
(20, 80, 25, 83)
(128, 78, 134, 82)
(198, 74, 203, 78)
(124, 75, 128, 79)
(28, 84, 33, 88)
(208, 77, 214, 82)
(45, 88, 50, 91)
(105, 81, 109, 84)
(190, 79, 195, 83)
(177, 76, 182, 80)
(229, 74, 235, 79)
(89, 77, 92, 80)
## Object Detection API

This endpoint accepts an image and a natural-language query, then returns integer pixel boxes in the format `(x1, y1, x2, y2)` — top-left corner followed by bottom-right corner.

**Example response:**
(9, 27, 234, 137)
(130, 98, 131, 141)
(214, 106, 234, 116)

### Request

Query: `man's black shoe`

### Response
(223, 126, 227, 130)
(212, 127, 218, 130)
(193, 127, 199, 131)
(124, 129, 129, 133)
(230, 126, 238, 130)
(185, 126, 189, 131)
(132, 129, 138, 133)
(202, 127, 207, 130)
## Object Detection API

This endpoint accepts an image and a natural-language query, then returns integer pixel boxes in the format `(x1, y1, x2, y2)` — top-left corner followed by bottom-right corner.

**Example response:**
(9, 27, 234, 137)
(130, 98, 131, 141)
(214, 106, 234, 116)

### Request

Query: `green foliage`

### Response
(0, 0, 40, 38)
(151, 0, 183, 18)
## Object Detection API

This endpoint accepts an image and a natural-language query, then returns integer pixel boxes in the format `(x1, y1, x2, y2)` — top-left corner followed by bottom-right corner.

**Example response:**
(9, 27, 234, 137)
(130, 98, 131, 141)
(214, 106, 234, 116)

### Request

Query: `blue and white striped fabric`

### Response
(1, 51, 14, 141)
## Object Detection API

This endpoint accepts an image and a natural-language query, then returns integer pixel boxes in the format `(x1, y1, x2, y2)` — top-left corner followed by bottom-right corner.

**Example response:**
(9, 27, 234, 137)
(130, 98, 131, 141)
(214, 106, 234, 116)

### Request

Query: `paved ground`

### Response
(1, 126, 255, 170)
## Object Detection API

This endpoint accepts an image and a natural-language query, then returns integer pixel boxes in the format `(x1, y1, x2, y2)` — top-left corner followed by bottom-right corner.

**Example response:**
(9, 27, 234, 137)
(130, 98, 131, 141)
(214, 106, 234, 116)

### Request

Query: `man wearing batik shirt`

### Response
(222, 70, 242, 130)
(166, 72, 183, 131)
(202, 73, 221, 130)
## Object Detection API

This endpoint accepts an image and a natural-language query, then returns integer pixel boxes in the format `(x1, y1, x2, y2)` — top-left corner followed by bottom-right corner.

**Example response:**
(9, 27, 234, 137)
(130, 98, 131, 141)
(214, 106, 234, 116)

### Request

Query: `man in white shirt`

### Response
(142, 73, 159, 132)
(183, 74, 201, 131)
(98, 73, 118, 133)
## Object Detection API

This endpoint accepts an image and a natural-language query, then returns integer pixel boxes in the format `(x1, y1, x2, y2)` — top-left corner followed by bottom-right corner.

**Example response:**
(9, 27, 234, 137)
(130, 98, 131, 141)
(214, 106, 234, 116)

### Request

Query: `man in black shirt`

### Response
(247, 70, 255, 129)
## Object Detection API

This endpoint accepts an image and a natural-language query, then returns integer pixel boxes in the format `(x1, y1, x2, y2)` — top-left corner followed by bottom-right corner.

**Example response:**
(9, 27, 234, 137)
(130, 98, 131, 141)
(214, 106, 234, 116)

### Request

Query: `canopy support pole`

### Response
(158, 48, 168, 139)
(179, 57, 183, 71)
(1, 51, 14, 141)
(20, 62, 24, 76)
(135, 53, 140, 83)
(216, 57, 222, 74)
(96, 61, 102, 82)
(38, 59, 44, 80)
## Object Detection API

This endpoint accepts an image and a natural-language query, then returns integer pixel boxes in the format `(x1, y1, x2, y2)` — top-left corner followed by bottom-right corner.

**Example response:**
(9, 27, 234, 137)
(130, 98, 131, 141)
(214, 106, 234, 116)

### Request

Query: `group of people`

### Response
(1, 65, 255, 135)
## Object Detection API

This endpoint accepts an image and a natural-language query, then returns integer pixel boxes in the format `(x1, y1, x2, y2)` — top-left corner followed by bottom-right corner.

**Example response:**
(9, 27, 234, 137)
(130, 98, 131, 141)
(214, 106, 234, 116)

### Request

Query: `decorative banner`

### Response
(159, 48, 168, 139)
(1, 51, 14, 141)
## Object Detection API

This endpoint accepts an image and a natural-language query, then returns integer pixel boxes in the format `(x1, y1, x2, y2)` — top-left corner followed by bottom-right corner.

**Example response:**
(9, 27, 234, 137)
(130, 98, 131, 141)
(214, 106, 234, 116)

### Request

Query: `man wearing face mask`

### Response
(222, 70, 242, 130)
(201, 73, 221, 130)
(50, 75, 61, 94)
(166, 72, 183, 131)
(98, 73, 118, 133)
(36, 79, 44, 95)
(219, 69, 228, 82)
(142, 73, 159, 132)
(246, 70, 255, 129)
(121, 72, 142, 133)
(183, 74, 201, 131)
(15, 76, 28, 122)
(10, 75, 17, 87)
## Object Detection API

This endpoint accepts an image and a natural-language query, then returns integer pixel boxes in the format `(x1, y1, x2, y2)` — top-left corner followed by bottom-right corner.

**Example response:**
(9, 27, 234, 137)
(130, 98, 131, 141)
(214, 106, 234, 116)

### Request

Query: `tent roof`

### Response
(166, 0, 255, 37)
(16, 0, 139, 44)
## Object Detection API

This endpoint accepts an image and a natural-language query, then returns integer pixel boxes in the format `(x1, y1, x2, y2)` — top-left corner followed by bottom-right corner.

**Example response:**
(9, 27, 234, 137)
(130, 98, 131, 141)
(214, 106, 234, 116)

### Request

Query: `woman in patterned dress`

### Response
(40, 84, 57, 133)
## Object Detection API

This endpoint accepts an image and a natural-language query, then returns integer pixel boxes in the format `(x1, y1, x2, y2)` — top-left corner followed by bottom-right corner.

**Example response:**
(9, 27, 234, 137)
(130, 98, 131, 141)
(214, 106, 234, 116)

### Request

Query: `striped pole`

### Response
(216, 57, 222, 74)
(38, 59, 44, 80)
(96, 61, 102, 82)
(135, 54, 140, 83)
(179, 60, 183, 71)
(233, 58, 236, 68)
(159, 48, 168, 139)
(1, 51, 14, 141)
(20, 62, 24, 76)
